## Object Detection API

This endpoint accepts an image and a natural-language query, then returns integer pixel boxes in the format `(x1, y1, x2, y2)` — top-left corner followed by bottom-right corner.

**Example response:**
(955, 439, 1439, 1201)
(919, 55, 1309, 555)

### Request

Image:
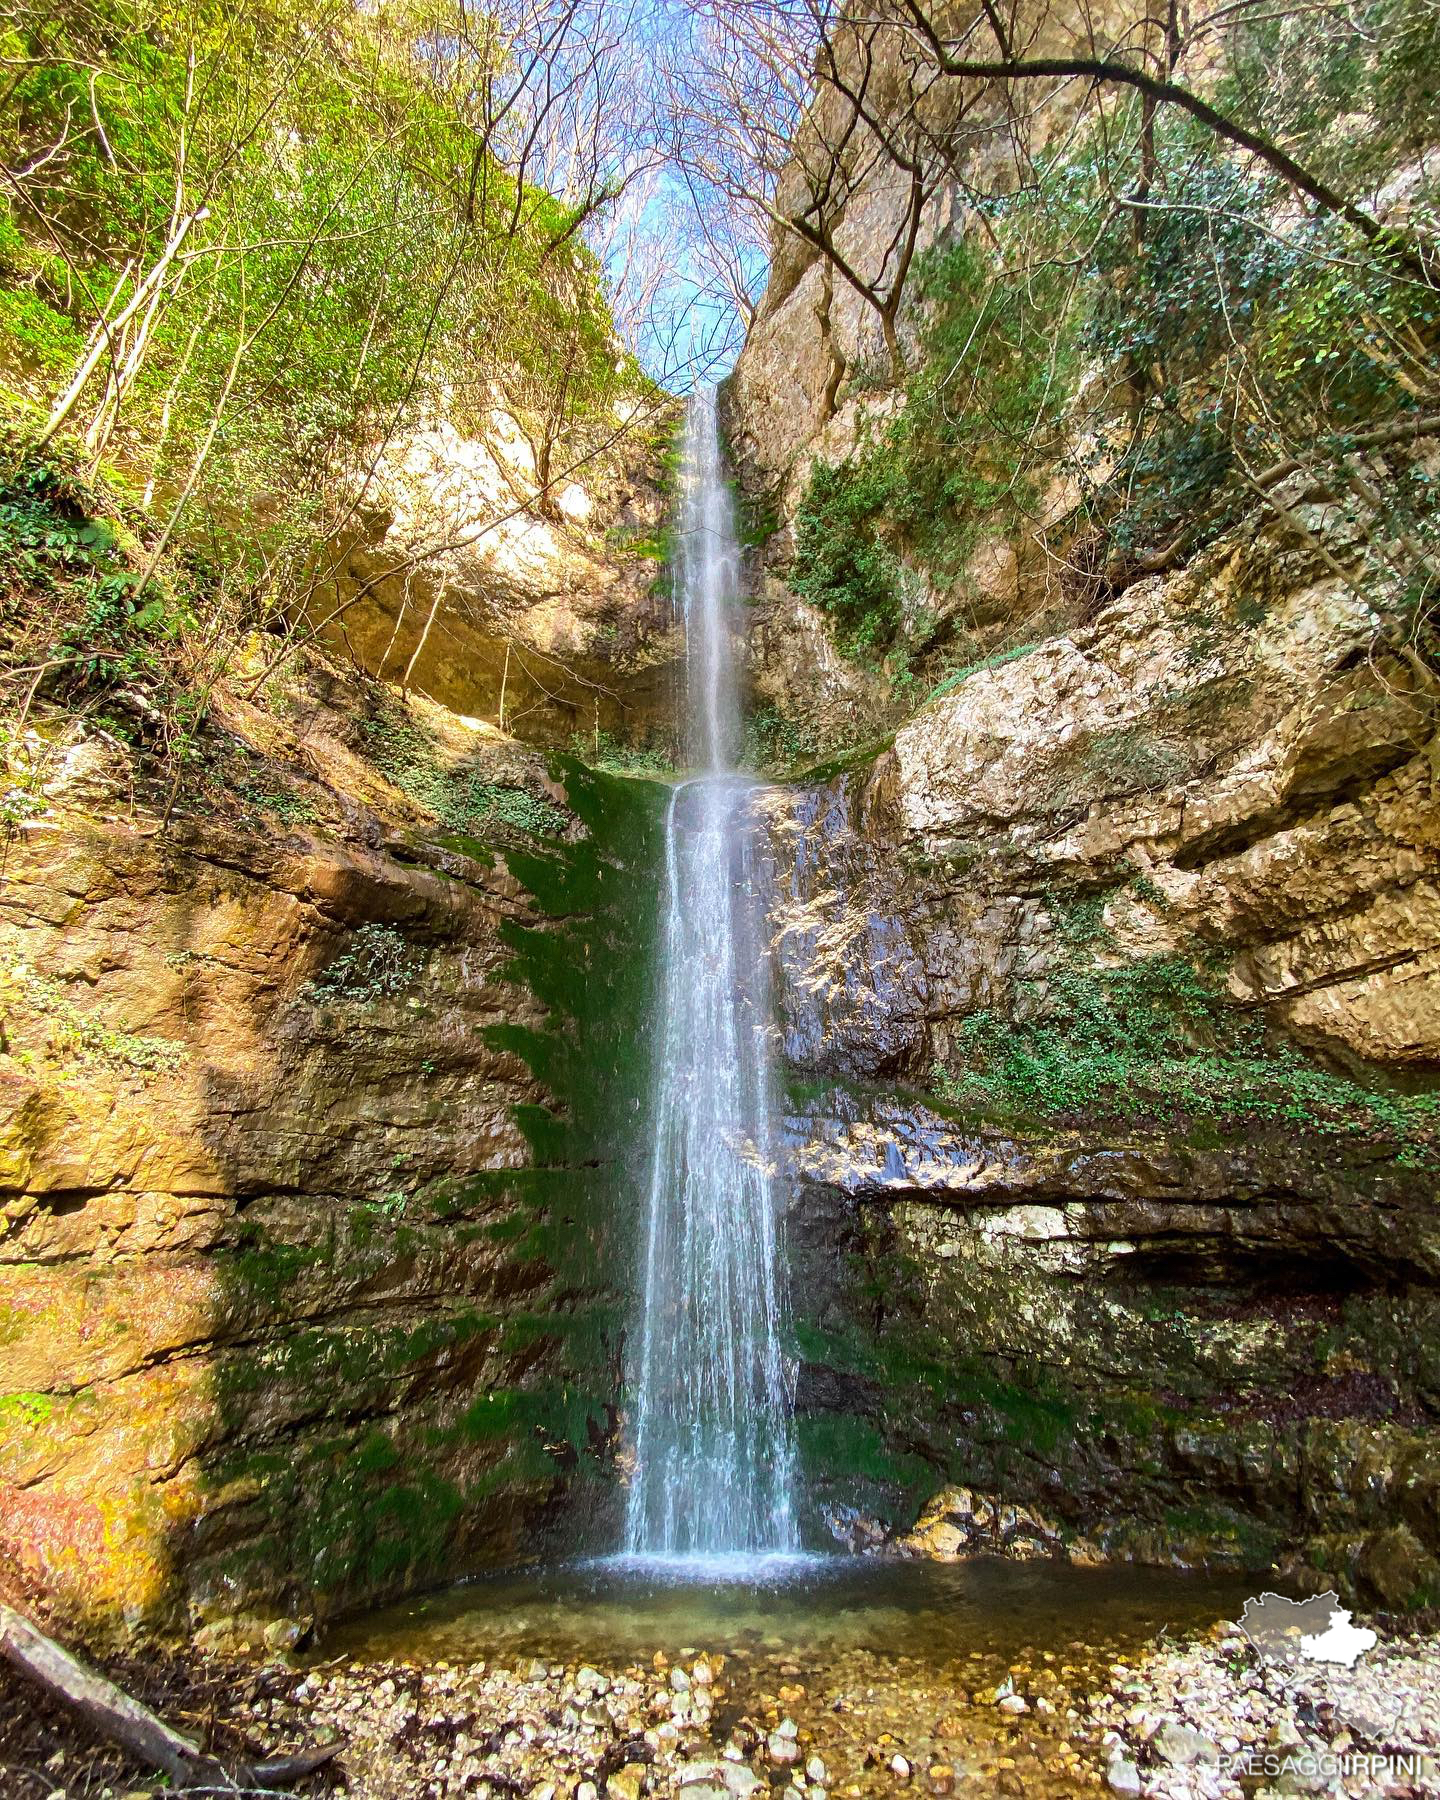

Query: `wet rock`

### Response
(1152, 1718, 1219, 1767)
(1105, 1757, 1142, 1798)
(676, 1762, 762, 1800)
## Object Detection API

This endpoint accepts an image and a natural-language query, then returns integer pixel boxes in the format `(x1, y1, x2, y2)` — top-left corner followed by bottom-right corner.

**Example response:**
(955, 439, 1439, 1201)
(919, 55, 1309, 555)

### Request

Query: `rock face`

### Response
(0, 665, 660, 1639)
(758, 527, 1439, 1079)
(749, 510, 1440, 1604)
(311, 407, 679, 750)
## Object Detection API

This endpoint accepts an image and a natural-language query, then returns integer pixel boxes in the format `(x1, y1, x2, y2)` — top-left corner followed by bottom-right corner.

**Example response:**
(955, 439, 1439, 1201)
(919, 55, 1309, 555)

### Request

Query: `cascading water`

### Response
(623, 388, 799, 1561)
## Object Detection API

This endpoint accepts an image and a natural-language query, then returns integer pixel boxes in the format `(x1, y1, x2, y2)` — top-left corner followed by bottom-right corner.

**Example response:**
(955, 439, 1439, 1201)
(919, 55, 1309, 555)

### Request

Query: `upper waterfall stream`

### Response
(622, 388, 799, 1562)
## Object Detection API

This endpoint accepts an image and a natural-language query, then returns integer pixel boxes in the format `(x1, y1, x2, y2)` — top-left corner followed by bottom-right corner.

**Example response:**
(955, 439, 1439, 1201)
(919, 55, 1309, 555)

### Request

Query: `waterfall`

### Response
(623, 388, 799, 1561)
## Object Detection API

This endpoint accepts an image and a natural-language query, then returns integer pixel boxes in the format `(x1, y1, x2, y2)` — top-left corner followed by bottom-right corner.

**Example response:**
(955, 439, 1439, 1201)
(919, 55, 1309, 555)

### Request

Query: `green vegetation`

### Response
(568, 729, 674, 777)
(796, 1413, 934, 1526)
(0, 1392, 55, 1429)
(924, 643, 1038, 704)
(791, 8, 1439, 685)
(790, 237, 1076, 664)
(0, 0, 657, 785)
(740, 703, 819, 773)
(3, 961, 183, 1074)
(236, 782, 318, 825)
(1072, 121, 1439, 593)
(303, 922, 423, 1007)
(464, 757, 668, 1475)
(932, 909, 1440, 1158)
(364, 702, 569, 836)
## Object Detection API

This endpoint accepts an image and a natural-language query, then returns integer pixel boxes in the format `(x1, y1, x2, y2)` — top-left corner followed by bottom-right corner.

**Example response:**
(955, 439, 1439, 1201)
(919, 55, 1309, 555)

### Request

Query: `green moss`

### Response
(796, 1314, 1078, 1477)
(1162, 1501, 1283, 1565)
(0, 1391, 54, 1428)
(796, 1413, 934, 1527)
(470, 756, 667, 1467)
(789, 731, 897, 786)
(201, 758, 665, 1606)
(355, 1429, 402, 1474)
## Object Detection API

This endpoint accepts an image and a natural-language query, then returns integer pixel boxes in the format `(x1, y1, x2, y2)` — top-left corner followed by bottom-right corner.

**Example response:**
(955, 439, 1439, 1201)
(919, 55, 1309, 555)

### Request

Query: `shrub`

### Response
(790, 236, 1076, 663)
(303, 922, 422, 1006)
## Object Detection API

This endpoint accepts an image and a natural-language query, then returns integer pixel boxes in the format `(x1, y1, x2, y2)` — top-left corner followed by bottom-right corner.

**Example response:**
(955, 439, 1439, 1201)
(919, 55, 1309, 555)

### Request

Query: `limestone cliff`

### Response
(736, 443, 1440, 1607)
(313, 406, 680, 751)
(729, 35, 1440, 1602)
(0, 660, 661, 1642)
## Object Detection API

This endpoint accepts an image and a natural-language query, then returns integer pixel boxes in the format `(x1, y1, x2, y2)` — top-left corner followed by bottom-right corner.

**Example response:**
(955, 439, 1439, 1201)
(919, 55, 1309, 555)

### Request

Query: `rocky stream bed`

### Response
(4, 1604, 1440, 1800)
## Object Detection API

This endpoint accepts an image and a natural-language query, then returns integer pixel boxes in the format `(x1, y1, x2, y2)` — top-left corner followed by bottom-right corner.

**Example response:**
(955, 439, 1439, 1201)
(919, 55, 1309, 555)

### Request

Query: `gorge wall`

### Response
(750, 535, 1440, 1606)
(0, 661, 662, 1643)
(727, 23, 1440, 1607)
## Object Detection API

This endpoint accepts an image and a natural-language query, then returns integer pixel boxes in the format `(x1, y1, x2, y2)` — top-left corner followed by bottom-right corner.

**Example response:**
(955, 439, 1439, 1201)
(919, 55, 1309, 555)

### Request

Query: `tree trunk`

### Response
(0, 1603, 339, 1788)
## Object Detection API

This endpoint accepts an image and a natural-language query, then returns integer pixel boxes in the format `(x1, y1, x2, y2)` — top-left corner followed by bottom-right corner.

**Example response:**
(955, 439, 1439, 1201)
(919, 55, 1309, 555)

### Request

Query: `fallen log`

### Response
(0, 1602, 339, 1789)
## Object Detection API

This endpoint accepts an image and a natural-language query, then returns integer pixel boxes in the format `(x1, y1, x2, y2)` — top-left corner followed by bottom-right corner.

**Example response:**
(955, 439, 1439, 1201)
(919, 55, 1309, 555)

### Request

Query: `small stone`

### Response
(927, 1765, 955, 1795)
(777, 1718, 799, 1740)
(889, 1755, 911, 1781)
(1152, 1719, 1218, 1767)
(263, 1616, 304, 1653)
(576, 1784, 598, 1800)
(671, 1667, 691, 1691)
(692, 1658, 713, 1686)
(1105, 1757, 1142, 1798)
(768, 1735, 800, 1767)
(997, 1695, 1028, 1715)
(805, 1757, 827, 1784)
(608, 1766, 646, 1800)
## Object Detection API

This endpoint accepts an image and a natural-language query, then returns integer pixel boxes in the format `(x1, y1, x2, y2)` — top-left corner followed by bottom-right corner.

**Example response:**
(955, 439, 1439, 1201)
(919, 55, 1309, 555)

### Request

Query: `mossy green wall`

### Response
(194, 758, 668, 1626)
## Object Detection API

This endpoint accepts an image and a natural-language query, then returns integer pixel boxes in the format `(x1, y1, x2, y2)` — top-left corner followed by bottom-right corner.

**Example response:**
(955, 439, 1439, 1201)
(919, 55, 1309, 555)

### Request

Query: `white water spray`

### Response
(623, 389, 799, 1560)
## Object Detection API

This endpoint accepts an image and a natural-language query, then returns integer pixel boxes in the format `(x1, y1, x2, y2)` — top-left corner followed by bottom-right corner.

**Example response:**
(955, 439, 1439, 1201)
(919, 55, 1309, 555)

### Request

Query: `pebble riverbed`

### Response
(6, 1614, 1440, 1797)
(237, 1618, 1440, 1799)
